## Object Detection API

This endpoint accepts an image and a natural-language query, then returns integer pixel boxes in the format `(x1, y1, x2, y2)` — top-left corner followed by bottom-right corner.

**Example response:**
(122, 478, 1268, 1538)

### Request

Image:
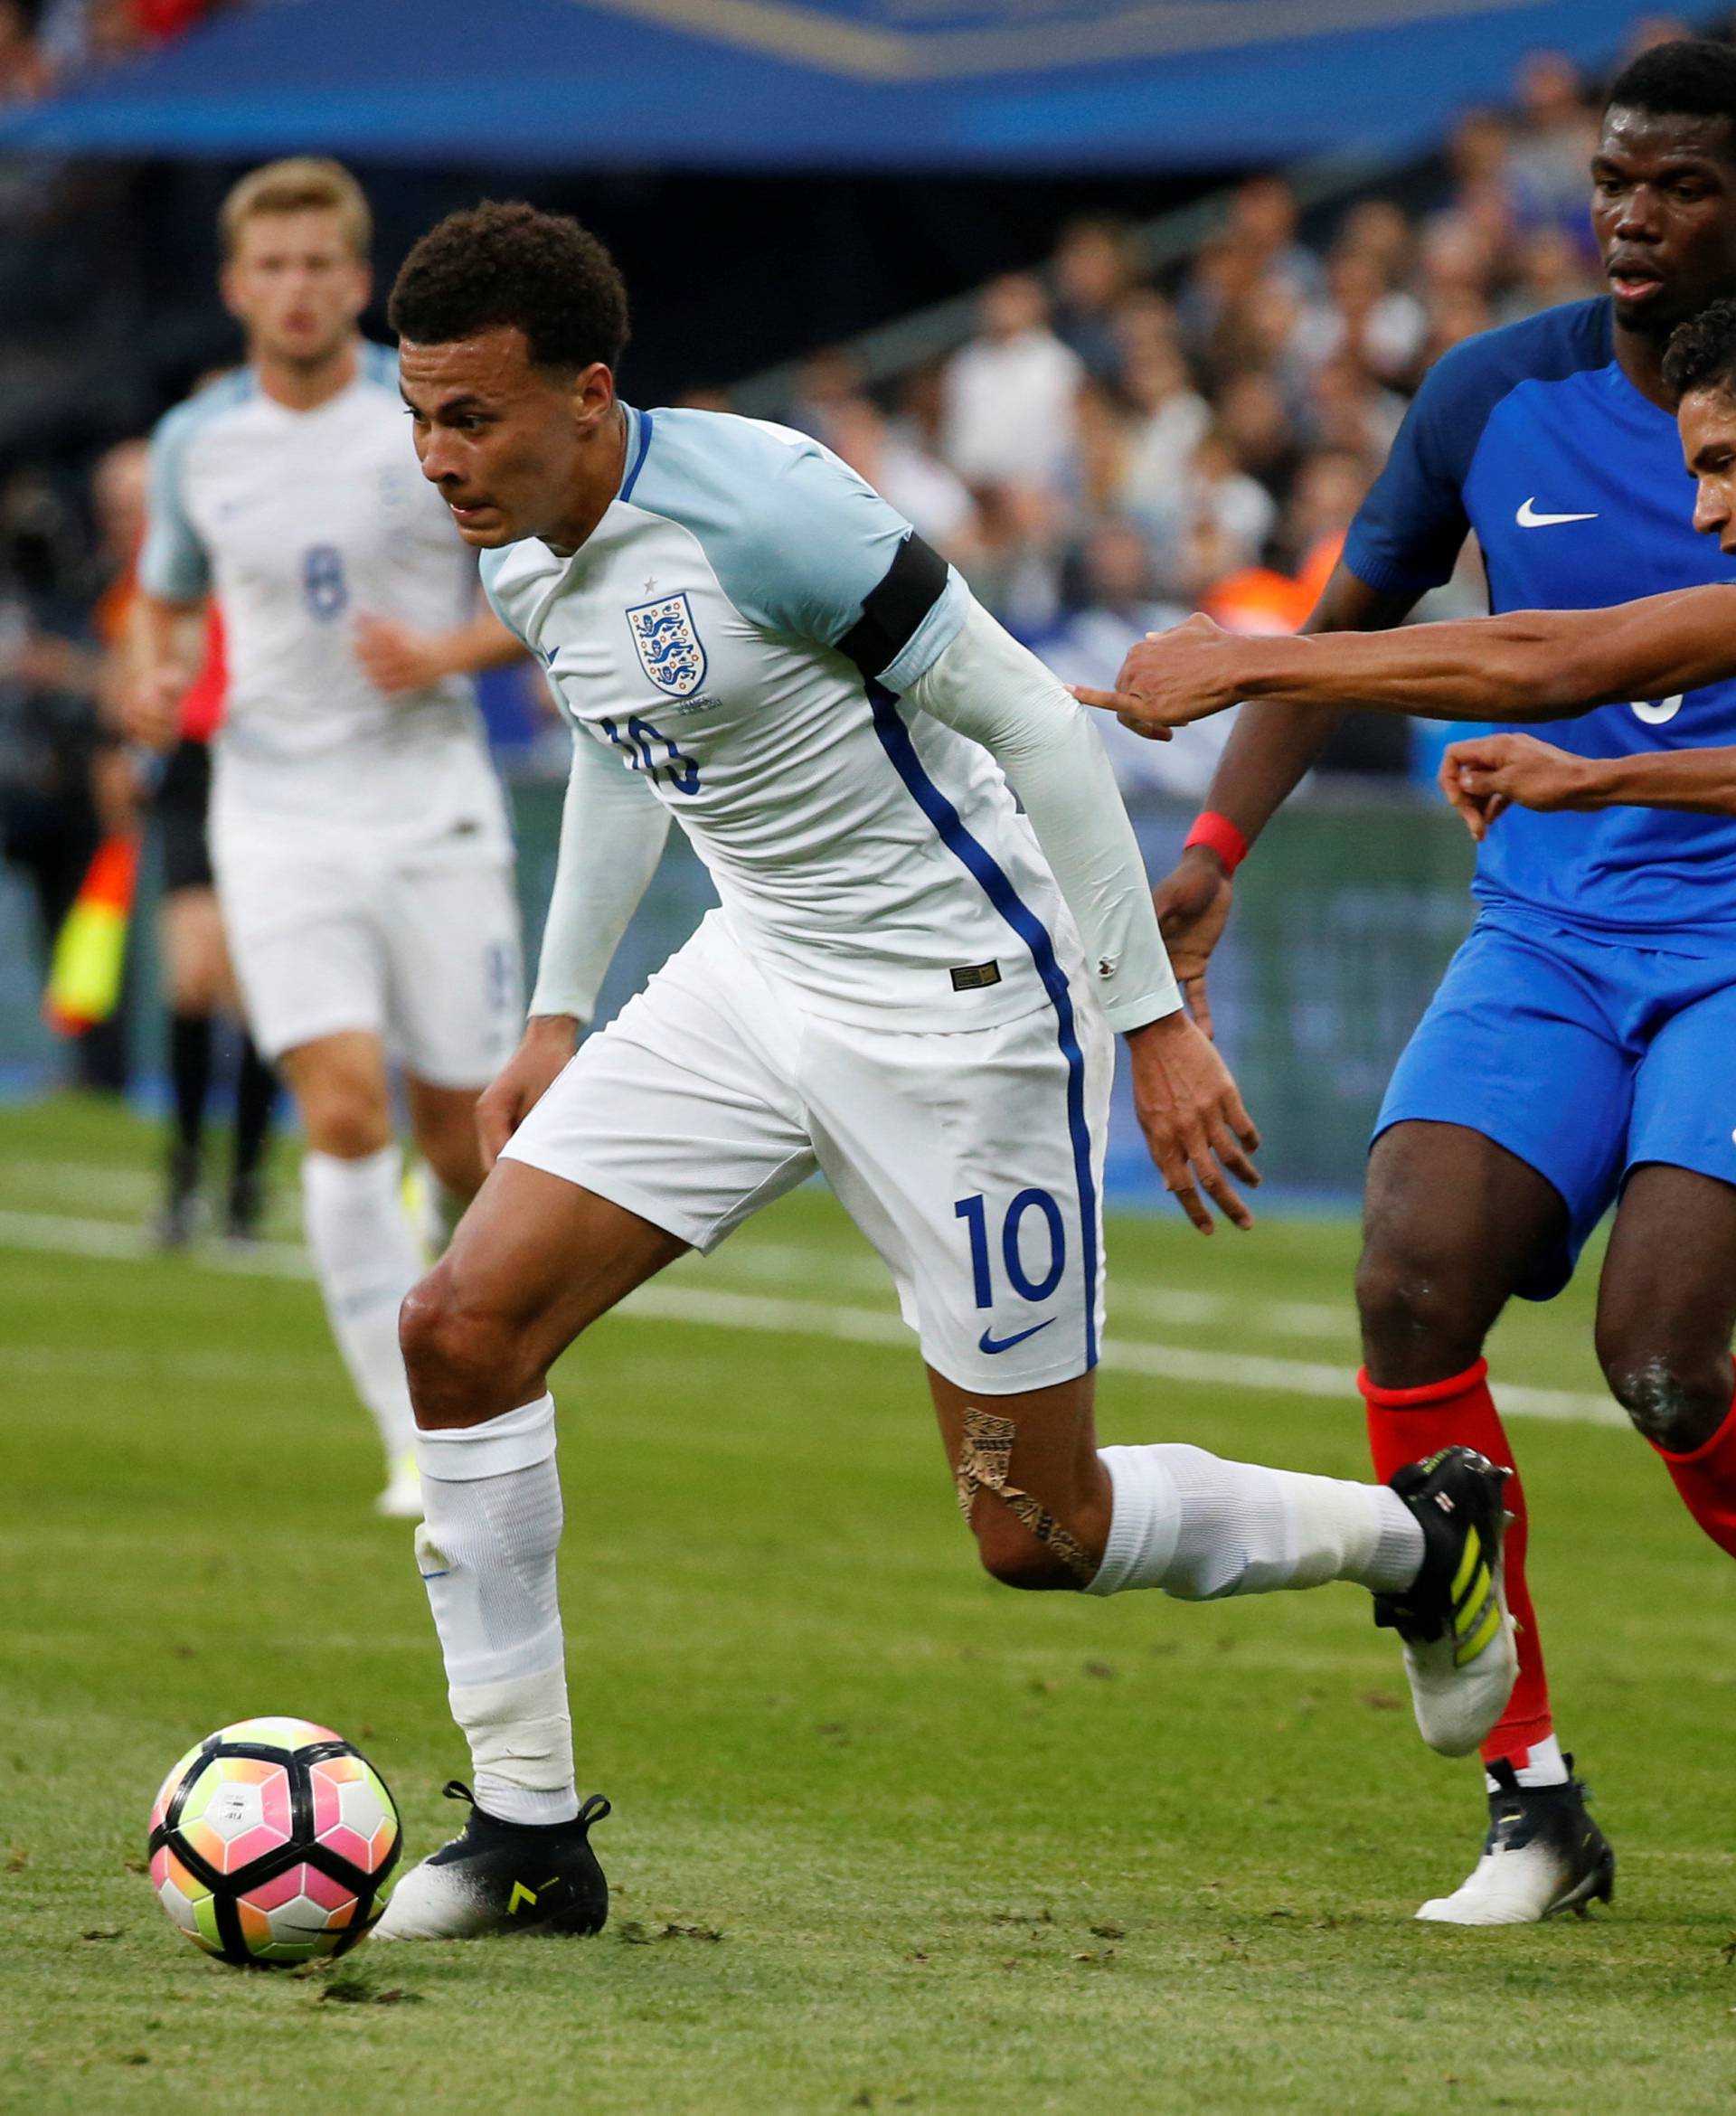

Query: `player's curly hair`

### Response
(387, 201, 629, 373)
(1663, 297, 1736, 401)
(1606, 39, 1736, 137)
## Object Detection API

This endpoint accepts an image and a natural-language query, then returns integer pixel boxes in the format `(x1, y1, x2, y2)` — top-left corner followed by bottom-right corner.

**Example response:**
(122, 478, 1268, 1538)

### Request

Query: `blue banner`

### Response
(0, 0, 1712, 170)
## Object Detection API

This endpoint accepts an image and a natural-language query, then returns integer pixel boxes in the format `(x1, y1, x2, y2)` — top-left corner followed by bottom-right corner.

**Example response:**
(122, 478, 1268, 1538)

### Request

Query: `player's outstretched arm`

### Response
(477, 726, 670, 1171)
(906, 599, 1259, 1231)
(1441, 730, 1736, 838)
(1074, 584, 1736, 735)
(1134, 564, 1416, 1039)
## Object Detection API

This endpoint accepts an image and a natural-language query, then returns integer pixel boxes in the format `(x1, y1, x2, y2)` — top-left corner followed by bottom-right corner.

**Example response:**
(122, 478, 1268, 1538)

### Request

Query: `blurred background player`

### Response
(1132, 37, 1736, 1925)
(129, 157, 528, 1515)
(91, 434, 279, 1244)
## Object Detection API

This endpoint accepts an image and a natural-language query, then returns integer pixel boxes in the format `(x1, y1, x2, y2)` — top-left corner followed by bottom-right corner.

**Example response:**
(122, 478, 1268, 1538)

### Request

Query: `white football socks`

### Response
(1086, 1443, 1422, 1600)
(301, 1145, 422, 1463)
(1495, 1733, 1569, 1792)
(413, 1393, 580, 1827)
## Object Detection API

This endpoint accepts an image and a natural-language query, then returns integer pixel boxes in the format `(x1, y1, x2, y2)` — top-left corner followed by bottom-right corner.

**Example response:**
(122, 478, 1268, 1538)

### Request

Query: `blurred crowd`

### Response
(0, 0, 227, 99)
(2, 17, 1731, 1090)
(769, 24, 1720, 796)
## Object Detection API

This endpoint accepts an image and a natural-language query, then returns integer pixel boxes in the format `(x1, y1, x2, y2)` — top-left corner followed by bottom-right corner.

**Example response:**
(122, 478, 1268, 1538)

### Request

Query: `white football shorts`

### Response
(211, 817, 524, 1087)
(501, 910, 1112, 1393)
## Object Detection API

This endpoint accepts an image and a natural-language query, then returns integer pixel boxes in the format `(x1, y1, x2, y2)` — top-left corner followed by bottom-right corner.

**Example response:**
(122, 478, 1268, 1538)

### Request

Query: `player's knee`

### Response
(1355, 1240, 1486, 1374)
(968, 1494, 1091, 1593)
(1598, 1336, 1730, 1452)
(300, 1089, 392, 1161)
(399, 1268, 533, 1423)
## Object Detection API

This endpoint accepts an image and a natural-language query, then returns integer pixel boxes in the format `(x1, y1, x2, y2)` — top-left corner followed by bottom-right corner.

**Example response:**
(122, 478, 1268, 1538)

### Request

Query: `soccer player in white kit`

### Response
(127, 162, 528, 1516)
(373, 204, 1520, 1939)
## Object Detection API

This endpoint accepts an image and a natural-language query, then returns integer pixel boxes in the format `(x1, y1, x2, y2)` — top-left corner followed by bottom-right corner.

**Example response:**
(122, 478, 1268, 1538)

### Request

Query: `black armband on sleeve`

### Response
(838, 532, 949, 683)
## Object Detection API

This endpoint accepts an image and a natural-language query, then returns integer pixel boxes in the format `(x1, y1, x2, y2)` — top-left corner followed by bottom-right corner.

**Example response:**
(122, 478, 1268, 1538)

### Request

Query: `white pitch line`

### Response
(0, 1206, 1624, 1431)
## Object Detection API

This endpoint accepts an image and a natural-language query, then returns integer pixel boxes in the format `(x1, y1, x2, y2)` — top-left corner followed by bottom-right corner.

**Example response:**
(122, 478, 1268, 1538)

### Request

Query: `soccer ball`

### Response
(147, 1715, 401, 1966)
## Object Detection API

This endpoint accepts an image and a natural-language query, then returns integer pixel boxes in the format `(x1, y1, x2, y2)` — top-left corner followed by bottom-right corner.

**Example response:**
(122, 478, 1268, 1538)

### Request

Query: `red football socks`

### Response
(1656, 1389, 1736, 1561)
(1358, 1358, 1552, 1767)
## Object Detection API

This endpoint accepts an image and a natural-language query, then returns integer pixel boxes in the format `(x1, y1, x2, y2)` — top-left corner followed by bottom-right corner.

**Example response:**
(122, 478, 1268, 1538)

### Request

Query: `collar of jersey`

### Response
(618, 403, 653, 507)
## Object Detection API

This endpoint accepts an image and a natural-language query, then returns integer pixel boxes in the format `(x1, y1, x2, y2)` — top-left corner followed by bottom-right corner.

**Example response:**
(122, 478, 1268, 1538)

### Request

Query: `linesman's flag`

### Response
(42, 834, 138, 1035)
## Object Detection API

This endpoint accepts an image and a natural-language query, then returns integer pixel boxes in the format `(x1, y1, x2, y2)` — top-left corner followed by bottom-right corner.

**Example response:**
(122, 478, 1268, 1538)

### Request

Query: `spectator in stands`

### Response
(1497, 225, 1601, 323)
(1118, 338, 1212, 534)
(1505, 50, 1599, 252)
(1051, 214, 1140, 382)
(955, 481, 1063, 638)
(1032, 519, 1227, 799)
(826, 392, 976, 557)
(0, 0, 47, 99)
(1214, 370, 1303, 508)
(940, 271, 1082, 495)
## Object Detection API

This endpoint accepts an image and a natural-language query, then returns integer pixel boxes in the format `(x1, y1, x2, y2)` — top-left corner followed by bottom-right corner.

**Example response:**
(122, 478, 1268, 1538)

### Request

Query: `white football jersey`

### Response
(141, 345, 508, 845)
(482, 406, 1080, 1034)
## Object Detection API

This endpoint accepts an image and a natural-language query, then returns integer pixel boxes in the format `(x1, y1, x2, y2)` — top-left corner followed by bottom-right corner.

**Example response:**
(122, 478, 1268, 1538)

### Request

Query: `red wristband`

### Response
(1184, 810, 1249, 874)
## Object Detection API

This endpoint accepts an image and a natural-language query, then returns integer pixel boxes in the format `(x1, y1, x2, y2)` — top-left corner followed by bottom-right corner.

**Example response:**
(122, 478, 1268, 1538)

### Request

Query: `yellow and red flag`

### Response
(42, 834, 139, 1035)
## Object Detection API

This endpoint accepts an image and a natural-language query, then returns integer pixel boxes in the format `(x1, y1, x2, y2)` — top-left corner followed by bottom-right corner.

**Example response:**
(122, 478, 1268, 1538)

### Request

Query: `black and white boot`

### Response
(1417, 1761, 1615, 1925)
(376, 1781, 611, 1940)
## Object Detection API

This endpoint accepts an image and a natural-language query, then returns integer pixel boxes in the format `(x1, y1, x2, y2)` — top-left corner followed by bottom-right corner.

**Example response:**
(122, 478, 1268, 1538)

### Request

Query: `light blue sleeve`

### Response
(632, 411, 968, 691)
(137, 400, 212, 605)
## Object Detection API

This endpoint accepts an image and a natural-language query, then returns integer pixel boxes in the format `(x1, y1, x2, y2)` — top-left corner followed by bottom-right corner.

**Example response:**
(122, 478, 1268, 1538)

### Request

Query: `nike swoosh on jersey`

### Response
(1516, 498, 1599, 527)
(977, 1318, 1056, 1356)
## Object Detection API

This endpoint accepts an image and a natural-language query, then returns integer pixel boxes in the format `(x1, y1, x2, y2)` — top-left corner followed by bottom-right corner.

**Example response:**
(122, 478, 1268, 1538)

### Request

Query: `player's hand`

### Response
(1150, 845, 1235, 1042)
(354, 613, 452, 696)
(1069, 613, 1244, 739)
(122, 666, 188, 750)
(1124, 1008, 1260, 1234)
(1439, 732, 1597, 840)
(476, 1015, 579, 1173)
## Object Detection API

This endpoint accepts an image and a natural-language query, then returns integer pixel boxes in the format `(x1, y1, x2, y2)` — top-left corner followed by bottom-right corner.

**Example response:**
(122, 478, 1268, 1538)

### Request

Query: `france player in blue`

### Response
(1118, 40, 1736, 1925)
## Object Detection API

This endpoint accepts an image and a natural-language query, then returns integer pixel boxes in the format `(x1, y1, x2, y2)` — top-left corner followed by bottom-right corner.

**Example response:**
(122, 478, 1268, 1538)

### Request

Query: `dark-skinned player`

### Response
(1091, 41, 1736, 1924)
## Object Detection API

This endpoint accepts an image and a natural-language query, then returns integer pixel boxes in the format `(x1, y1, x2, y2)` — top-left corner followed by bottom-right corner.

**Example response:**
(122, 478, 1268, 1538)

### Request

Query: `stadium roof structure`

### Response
(0, 0, 1722, 170)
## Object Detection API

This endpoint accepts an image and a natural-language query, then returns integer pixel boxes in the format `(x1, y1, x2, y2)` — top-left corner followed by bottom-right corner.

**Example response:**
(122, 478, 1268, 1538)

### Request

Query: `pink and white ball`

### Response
(147, 1716, 401, 1966)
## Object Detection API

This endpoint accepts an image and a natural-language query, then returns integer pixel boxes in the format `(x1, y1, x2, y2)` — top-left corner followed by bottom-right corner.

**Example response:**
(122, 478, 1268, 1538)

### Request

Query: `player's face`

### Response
(222, 209, 369, 368)
(1593, 109, 1736, 337)
(1681, 386, 1736, 552)
(399, 327, 612, 549)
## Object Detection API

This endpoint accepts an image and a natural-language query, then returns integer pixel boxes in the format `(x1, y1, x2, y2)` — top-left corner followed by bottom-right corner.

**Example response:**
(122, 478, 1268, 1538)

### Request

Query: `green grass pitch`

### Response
(3, 1096, 1735, 2114)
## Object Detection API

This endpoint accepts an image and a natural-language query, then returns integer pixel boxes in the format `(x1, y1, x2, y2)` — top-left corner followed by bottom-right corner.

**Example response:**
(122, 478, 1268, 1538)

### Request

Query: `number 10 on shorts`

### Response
(955, 1190, 1066, 1308)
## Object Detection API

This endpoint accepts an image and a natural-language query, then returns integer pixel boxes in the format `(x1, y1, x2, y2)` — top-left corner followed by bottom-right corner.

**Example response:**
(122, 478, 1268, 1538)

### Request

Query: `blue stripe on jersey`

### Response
(866, 681, 1099, 1372)
(620, 407, 655, 505)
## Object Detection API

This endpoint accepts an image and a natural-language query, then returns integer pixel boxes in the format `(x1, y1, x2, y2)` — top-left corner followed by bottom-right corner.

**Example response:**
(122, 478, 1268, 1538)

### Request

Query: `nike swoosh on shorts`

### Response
(977, 1318, 1056, 1355)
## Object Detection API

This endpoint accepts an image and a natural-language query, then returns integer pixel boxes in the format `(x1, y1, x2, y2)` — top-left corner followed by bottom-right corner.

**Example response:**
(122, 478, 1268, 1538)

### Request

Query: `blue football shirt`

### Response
(1344, 297, 1736, 951)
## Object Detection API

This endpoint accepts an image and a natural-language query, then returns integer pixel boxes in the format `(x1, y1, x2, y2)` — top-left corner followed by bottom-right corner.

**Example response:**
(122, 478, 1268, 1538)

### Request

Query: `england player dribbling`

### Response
(129, 160, 528, 1516)
(371, 203, 1523, 1940)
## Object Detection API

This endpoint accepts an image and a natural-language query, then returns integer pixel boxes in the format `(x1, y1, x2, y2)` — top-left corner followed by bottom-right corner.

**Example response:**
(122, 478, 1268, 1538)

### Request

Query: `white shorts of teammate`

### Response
(211, 815, 524, 1087)
(502, 909, 1112, 1393)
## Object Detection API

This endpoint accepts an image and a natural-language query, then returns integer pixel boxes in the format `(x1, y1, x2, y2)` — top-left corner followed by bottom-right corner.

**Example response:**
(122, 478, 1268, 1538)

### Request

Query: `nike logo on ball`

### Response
(1516, 498, 1598, 527)
(977, 1318, 1055, 1355)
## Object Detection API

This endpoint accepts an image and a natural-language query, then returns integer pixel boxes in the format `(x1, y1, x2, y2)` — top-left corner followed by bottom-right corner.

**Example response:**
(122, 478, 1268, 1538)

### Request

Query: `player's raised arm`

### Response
(1075, 584, 1736, 734)
(906, 598, 1260, 1233)
(476, 721, 670, 1169)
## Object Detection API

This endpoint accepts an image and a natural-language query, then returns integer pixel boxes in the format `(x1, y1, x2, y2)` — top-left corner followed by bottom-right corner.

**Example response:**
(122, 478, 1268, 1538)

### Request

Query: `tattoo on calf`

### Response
(954, 1406, 1096, 1585)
